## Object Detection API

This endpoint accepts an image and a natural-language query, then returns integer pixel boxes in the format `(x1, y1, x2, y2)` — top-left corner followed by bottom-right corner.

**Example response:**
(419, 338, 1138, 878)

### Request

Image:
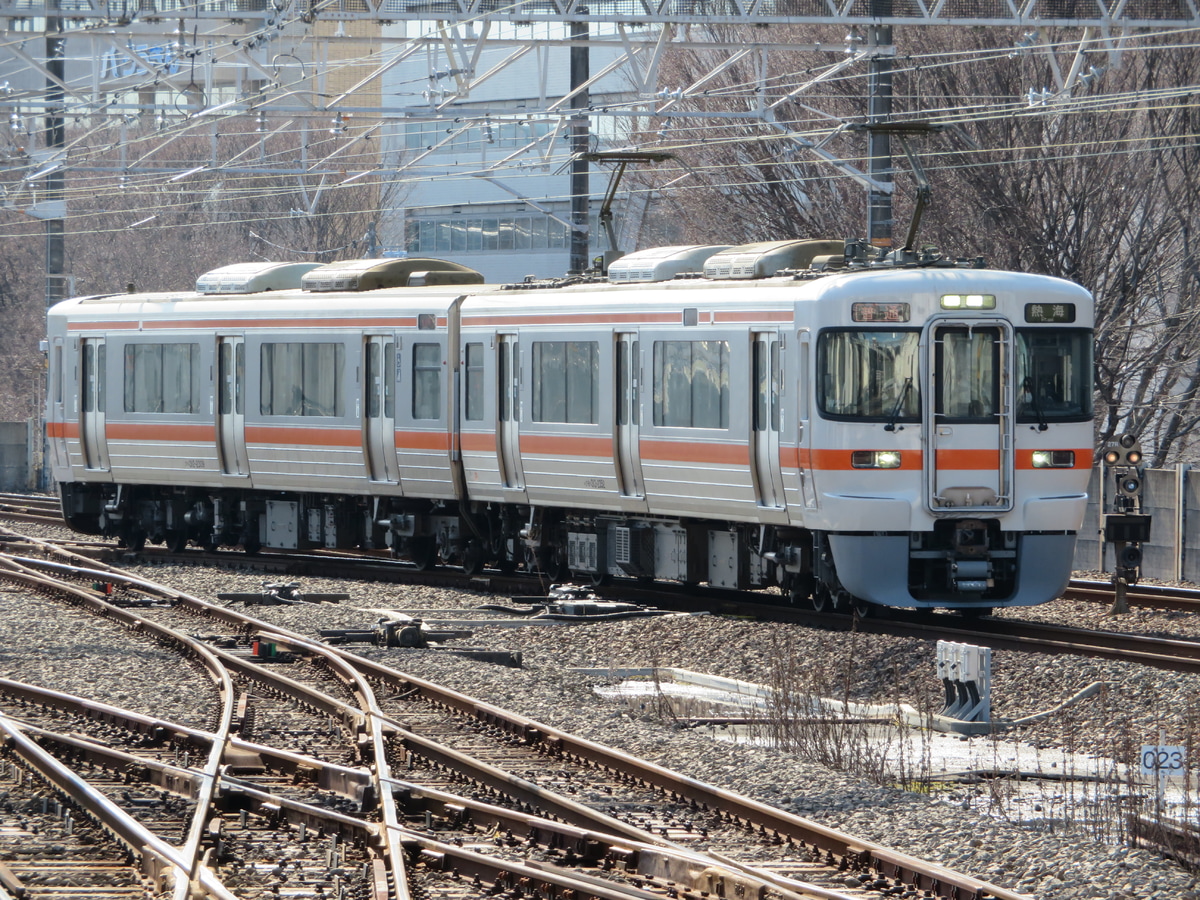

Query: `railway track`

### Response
(13, 508, 1200, 689)
(0, 526, 1028, 900)
(7, 492, 1200, 618)
(1062, 577, 1200, 612)
(0, 492, 63, 525)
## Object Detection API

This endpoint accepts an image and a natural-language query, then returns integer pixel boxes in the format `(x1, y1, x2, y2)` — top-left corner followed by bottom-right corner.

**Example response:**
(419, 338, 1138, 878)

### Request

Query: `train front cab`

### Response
(806, 275, 1094, 612)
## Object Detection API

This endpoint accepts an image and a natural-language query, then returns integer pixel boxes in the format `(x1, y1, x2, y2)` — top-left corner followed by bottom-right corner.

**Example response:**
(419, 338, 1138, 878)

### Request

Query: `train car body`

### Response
(45, 242, 1095, 612)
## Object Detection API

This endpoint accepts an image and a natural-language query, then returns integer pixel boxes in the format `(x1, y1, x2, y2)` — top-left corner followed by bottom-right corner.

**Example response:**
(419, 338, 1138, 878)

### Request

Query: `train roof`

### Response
(48, 245, 1093, 326)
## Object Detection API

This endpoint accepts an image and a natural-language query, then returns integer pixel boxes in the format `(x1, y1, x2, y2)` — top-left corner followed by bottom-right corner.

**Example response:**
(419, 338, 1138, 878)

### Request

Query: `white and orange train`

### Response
(45, 239, 1095, 613)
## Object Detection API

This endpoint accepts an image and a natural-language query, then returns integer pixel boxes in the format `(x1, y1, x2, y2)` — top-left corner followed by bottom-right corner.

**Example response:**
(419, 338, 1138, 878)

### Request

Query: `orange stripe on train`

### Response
(244, 426, 362, 448)
(106, 423, 216, 442)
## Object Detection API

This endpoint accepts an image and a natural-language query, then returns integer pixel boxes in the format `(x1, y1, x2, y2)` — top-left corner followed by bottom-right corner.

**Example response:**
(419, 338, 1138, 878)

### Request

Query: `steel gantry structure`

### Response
(1, 0, 1197, 294)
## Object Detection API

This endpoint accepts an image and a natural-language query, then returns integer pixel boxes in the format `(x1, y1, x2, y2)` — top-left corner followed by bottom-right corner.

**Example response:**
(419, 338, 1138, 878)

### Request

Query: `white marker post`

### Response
(1140, 741, 1186, 804)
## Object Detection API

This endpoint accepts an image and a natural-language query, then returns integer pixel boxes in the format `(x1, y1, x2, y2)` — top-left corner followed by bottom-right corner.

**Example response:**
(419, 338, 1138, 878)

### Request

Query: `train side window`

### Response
(366, 342, 381, 419)
(82, 343, 95, 413)
(53, 346, 63, 405)
(753, 340, 781, 433)
(123, 343, 201, 414)
(219, 344, 233, 415)
(96, 343, 105, 413)
(753, 342, 767, 433)
(412, 343, 441, 420)
(260, 342, 345, 417)
(384, 342, 396, 419)
(532, 341, 599, 424)
(464, 342, 484, 421)
(632, 340, 640, 425)
(770, 340, 781, 432)
(218, 343, 244, 416)
(496, 339, 522, 423)
(235, 343, 244, 415)
(652, 340, 730, 429)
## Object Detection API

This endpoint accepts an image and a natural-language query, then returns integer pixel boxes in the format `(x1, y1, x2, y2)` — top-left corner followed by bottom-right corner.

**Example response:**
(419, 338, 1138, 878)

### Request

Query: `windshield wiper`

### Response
(1030, 394, 1049, 432)
(884, 377, 913, 432)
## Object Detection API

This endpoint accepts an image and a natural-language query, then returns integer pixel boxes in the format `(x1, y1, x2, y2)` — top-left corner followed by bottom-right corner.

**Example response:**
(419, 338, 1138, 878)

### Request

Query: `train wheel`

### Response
(119, 527, 146, 552)
(166, 530, 189, 553)
(811, 584, 831, 612)
(462, 541, 486, 576)
(526, 545, 569, 581)
(786, 574, 813, 606)
(852, 596, 874, 618)
(410, 537, 438, 571)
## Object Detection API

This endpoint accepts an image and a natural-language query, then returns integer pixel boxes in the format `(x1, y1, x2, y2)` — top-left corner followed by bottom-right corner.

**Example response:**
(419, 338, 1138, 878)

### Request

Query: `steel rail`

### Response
(10, 709, 860, 900)
(1064, 578, 1200, 612)
(0, 715, 241, 900)
(856, 614, 1200, 675)
(0, 676, 376, 803)
(0, 555, 239, 900)
(9, 720, 386, 848)
(256, 629, 410, 900)
(164, 597, 1030, 900)
(0, 673, 855, 899)
(0, 529, 1028, 900)
(0, 678, 850, 899)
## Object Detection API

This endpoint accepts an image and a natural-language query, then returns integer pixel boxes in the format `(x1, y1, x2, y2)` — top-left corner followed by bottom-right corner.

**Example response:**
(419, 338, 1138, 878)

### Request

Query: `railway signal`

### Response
(1101, 433, 1152, 612)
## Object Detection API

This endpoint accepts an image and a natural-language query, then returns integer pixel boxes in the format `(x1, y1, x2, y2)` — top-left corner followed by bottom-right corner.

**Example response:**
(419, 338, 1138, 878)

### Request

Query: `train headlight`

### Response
(941, 293, 996, 310)
(852, 450, 902, 469)
(1032, 450, 1075, 468)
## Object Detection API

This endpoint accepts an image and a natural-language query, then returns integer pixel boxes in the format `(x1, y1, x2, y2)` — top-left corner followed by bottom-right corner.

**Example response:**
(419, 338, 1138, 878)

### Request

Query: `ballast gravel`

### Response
(2, 536, 1199, 900)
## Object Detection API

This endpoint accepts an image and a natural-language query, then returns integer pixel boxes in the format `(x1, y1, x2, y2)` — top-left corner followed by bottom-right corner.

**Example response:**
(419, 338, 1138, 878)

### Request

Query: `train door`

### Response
(80, 337, 110, 472)
(217, 336, 249, 477)
(497, 334, 524, 490)
(363, 334, 400, 485)
(615, 333, 643, 498)
(752, 331, 785, 508)
(926, 322, 1014, 512)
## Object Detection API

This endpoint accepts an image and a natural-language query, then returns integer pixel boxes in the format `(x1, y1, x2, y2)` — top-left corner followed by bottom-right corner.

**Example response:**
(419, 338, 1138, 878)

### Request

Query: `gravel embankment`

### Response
(2, 537, 1198, 900)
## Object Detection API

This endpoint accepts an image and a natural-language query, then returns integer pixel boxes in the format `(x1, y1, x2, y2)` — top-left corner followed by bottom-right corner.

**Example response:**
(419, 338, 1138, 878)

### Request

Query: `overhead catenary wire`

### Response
(2, 22, 1199, 243)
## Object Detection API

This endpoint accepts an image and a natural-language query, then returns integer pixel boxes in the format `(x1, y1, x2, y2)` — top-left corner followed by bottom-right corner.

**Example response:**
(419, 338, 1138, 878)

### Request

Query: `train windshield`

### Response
(817, 329, 920, 421)
(1015, 329, 1093, 423)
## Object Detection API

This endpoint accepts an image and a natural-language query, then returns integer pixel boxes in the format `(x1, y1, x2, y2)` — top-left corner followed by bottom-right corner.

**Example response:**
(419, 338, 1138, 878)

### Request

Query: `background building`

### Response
(380, 22, 638, 282)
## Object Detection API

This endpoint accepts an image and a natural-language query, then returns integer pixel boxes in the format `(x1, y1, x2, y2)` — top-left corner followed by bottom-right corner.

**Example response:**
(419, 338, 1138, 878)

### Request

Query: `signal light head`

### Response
(1118, 474, 1142, 496)
(1103, 433, 1144, 468)
(1119, 544, 1143, 569)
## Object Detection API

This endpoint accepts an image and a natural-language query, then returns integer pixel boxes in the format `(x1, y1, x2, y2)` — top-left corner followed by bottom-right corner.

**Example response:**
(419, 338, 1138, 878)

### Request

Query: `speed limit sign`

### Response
(1140, 745, 1186, 779)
